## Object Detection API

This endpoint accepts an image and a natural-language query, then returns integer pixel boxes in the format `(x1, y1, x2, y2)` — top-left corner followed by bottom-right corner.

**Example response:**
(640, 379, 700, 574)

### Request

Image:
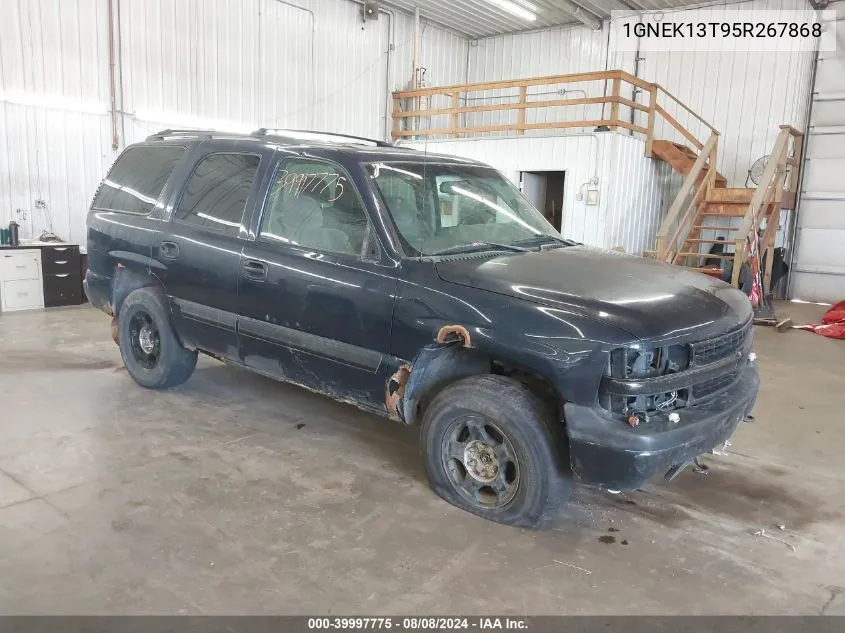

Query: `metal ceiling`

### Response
(380, 0, 718, 38)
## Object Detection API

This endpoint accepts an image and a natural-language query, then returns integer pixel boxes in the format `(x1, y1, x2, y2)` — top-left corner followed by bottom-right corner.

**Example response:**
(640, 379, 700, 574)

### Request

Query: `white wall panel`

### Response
(390, 12, 469, 90)
(403, 132, 673, 252)
(0, 0, 113, 244)
(463, 24, 610, 133)
(623, 0, 815, 188)
(121, 0, 389, 140)
(604, 134, 679, 255)
(1, 0, 469, 245)
(459, 0, 814, 187)
(389, 11, 469, 137)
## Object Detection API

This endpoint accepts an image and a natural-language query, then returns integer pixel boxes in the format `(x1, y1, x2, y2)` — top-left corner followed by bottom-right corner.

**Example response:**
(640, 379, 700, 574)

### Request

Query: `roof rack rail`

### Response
(146, 129, 216, 140)
(252, 128, 394, 147)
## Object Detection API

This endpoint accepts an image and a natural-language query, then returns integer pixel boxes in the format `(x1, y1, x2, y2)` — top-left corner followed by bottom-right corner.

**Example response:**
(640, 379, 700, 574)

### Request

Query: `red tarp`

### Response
(795, 300, 845, 339)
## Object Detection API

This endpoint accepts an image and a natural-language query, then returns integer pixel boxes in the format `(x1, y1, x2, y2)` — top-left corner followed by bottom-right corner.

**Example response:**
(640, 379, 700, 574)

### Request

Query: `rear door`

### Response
(238, 154, 399, 410)
(87, 143, 187, 295)
(153, 141, 274, 359)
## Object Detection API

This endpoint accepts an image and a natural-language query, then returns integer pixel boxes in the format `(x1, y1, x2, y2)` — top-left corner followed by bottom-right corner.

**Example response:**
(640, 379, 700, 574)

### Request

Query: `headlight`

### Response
(602, 343, 691, 415)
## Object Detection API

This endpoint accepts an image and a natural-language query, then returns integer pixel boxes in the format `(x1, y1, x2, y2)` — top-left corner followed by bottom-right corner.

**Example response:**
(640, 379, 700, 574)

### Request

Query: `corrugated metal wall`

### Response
(0, 0, 467, 244)
(463, 24, 611, 132)
(0, 0, 818, 248)
(405, 132, 672, 252)
(461, 0, 815, 187)
(618, 0, 816, 188)
(389, 10, 469, 135)
(604, 134, 680, 254)
(0, 0, 114, 245)
(790, 2, 845, 302)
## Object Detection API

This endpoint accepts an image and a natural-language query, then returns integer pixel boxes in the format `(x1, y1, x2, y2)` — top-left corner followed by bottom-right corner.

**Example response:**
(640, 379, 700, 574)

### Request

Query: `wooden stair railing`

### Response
(731, 125, 804, 290)
(653, 132, 720, 264)
(651, 125, 802, 293)
(651, 140, 727, 188)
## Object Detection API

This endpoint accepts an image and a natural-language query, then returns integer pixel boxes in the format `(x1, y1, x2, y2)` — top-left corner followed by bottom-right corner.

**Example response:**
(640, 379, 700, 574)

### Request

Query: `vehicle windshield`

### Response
(366, 161, 565, 256)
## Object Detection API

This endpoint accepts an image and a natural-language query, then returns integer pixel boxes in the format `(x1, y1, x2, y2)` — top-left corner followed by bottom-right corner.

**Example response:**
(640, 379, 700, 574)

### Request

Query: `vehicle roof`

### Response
(141, 128, 482, 165)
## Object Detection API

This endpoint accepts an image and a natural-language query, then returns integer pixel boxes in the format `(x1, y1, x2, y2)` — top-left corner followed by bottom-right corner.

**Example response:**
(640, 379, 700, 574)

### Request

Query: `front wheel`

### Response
(117, 287, 197, 389)
(420, 375, 571, 527)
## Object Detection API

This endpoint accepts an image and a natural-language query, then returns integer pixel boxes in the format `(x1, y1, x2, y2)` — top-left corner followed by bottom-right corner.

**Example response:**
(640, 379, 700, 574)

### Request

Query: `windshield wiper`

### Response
(512, 234, 577, 248)
(430, 241, 531, 256)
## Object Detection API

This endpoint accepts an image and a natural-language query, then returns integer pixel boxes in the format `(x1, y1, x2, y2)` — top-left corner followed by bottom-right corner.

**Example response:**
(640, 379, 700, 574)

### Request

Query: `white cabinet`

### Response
(0, 250, 45, 312)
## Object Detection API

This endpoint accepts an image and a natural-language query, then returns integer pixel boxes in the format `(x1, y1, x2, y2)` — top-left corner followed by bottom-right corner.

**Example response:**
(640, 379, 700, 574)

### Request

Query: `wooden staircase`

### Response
(652, 140, 728, 188)
(647, 125, 804, 295)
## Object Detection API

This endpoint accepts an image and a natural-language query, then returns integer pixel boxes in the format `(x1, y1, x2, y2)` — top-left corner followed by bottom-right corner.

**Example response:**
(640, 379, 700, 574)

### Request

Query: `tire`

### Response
(117, 287, 197, 389)
(420, 374, 572, 528)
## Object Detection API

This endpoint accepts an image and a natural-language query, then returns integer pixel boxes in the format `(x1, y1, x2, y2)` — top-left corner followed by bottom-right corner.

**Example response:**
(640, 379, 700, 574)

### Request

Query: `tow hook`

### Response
(692, 456, 710, 474)
(664, 456, 710, 481)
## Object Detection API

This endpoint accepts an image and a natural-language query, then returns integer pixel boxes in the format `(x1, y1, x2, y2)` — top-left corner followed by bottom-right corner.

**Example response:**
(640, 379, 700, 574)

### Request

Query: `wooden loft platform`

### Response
(390, 69, 717, 154)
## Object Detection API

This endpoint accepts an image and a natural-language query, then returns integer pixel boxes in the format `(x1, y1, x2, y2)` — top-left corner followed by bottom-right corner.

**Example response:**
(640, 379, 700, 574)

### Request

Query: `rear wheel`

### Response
(420, 375, 571, 527)
(117, 287, 197, 389)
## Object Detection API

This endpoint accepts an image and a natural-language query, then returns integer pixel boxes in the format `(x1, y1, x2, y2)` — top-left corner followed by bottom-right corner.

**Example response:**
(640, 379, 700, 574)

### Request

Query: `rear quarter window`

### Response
(93, 145, 186, 214)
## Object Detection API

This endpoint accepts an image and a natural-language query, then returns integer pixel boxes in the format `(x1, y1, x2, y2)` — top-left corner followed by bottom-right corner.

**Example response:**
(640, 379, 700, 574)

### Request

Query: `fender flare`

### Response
(386, 343, 490, 425)
(110, 265, 164, 316)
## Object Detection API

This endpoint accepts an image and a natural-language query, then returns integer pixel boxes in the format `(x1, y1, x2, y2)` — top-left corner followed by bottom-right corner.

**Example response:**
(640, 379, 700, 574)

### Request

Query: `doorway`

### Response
(520, 171, 565, 232)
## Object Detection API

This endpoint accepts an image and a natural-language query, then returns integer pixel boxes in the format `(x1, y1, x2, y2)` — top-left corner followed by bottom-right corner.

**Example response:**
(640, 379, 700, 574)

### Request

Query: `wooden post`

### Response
(762, 163, 787, 295)
(789, 132, 804, 191)
(392, 95, 401, 142)
(707, 131, 719, 194)
(610, 78, 621, 130)
(451, 92, 460, 138)
(731, 239, 745, 287)
(517, 85, 527, 135)
(645, 85, 657, 157)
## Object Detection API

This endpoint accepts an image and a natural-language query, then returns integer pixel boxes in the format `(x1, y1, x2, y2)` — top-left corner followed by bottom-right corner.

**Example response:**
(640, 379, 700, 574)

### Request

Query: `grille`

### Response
(691, 319, 753, 366)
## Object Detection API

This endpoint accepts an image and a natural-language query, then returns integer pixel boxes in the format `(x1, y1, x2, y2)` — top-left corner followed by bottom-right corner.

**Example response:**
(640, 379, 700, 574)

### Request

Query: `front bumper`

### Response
(565, 360, 759, 490)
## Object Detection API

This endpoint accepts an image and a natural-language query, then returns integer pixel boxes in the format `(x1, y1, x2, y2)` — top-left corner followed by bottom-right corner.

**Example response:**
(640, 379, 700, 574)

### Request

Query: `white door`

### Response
(790, 5, 845, 302)
(520, 172, 547, 210)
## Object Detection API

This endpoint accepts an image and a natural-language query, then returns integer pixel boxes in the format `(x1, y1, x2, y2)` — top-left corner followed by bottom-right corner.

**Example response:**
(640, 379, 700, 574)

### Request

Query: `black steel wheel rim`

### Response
(440, 415, 520, 509)
(128, 311, 161, 370)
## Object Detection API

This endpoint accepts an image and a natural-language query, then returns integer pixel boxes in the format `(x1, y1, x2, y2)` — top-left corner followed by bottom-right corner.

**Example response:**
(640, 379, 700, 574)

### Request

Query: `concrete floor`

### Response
(0, 301, 843, 615)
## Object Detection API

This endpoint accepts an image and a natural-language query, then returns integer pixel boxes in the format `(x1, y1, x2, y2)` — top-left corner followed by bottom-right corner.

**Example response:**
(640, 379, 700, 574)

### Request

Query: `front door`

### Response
(153, 143, 272, 358)
(238, 155, 399, 410)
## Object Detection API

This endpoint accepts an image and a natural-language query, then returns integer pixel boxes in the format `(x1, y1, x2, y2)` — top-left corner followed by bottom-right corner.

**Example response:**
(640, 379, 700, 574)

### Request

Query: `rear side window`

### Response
(93, 145, 185, 214)
(173, 153, 260, 236)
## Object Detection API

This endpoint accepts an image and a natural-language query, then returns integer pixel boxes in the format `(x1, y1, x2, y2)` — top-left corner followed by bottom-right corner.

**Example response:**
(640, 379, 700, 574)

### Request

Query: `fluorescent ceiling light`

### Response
(488, 0, 536, 21)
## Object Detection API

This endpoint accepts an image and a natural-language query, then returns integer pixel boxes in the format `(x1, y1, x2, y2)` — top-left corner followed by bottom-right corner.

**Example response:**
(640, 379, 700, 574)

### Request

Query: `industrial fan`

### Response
(745, 154, 770, 187)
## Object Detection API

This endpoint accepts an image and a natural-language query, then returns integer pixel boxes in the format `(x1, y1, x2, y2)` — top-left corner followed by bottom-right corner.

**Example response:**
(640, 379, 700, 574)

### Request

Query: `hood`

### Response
(434, 246, 752, 342)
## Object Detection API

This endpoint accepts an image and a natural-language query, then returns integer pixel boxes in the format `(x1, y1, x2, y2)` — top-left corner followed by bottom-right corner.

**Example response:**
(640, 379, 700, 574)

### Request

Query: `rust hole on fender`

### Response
(385, 365, 411, 420)
(436, 325, 472, 348)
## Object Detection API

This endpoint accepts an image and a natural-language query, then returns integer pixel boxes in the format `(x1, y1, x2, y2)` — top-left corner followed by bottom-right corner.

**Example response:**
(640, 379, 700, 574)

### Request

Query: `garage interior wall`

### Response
(0, 0, 819, 248)
(789, 1, 845, 302)
(465, 0, 815, 188)
(0, 0, 468, 244)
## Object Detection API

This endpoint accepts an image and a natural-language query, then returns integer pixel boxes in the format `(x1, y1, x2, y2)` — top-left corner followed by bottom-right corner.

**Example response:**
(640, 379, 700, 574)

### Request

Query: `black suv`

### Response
(85, 128, 758, 527)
